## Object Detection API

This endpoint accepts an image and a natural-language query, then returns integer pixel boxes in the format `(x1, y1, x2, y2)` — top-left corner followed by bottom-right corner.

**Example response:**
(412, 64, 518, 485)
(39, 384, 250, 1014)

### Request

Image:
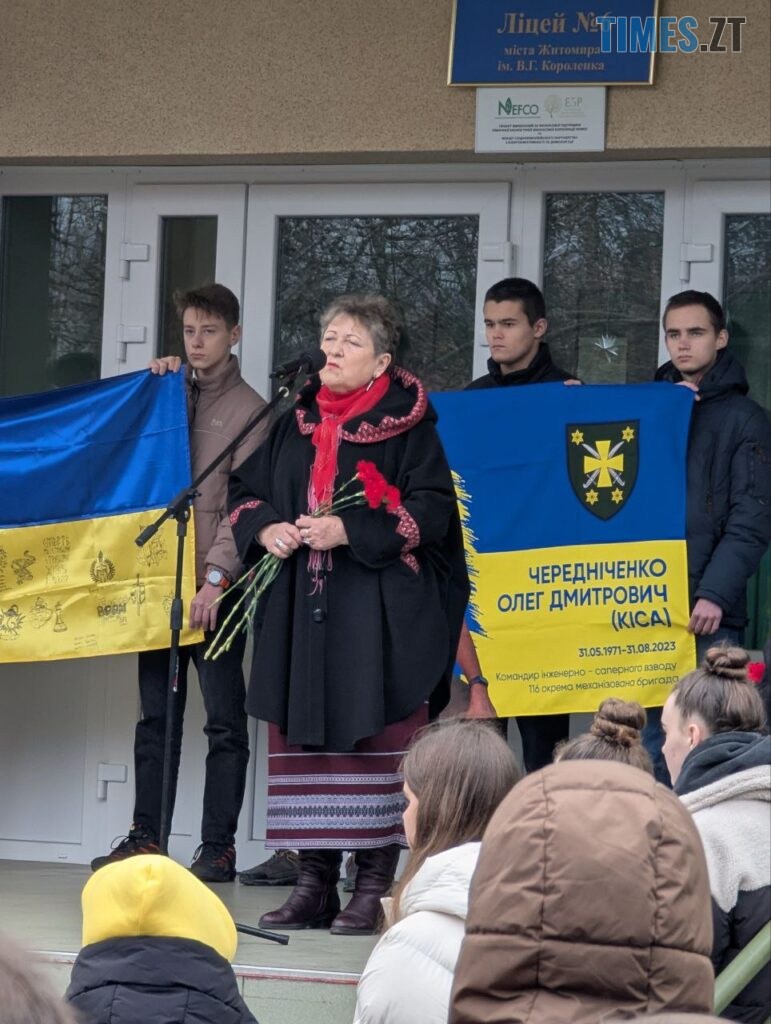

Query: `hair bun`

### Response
(702, 644, 749, 681)
(590, 698, 646, 749)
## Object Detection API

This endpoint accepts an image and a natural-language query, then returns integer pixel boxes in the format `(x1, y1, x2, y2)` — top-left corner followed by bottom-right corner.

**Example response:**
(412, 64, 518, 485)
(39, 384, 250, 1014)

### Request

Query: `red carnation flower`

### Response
(747, 661, 765, 684)
(356, 460, 388, 509)
(356, 460, 400, 512)
(384, 485, 401, 513)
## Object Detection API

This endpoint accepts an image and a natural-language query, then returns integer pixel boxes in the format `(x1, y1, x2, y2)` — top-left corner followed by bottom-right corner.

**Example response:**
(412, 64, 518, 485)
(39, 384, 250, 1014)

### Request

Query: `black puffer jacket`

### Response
(676, 732, 771, 1023)
(67, 936, 259, 1024)
(467, 342, 572, 388)
(655, 350, 771, 628)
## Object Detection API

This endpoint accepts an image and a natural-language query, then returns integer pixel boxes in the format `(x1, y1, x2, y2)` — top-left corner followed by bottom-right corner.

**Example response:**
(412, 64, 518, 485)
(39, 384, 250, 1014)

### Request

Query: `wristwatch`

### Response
(467, 675, 489, 688)
(205, 567, 230, 590)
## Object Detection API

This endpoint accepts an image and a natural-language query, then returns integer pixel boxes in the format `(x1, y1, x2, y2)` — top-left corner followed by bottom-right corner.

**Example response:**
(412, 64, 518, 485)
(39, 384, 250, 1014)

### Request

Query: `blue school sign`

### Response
(448, 0, 658, 86)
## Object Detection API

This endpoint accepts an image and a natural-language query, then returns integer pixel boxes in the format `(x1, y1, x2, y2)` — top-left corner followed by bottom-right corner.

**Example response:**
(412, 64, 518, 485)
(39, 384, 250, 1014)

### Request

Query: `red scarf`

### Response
(308, 374, 390, 514)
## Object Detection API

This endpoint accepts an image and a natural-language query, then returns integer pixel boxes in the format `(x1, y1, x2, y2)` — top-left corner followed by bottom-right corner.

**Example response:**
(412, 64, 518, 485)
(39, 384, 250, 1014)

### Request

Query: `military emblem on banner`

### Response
(567, 421, 639, 520)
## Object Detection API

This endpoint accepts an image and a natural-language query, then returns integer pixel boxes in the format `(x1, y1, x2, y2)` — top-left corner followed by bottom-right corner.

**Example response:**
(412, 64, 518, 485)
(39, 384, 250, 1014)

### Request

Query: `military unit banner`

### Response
(432, 383, 697, 716)
(0, 371, 201, 662)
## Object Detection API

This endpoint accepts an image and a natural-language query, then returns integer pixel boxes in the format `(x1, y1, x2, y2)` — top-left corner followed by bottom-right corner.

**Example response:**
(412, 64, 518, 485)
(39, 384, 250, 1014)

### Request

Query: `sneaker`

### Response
(238, 849, 299, 886)
(190, 842, 236, 883)
(90, 825, 160, 872)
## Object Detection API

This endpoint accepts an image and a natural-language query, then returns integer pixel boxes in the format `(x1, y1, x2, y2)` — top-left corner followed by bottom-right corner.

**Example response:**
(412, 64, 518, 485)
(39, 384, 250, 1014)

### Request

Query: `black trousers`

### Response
(516, 713, 571, 773)
(132, 593, 249, 845)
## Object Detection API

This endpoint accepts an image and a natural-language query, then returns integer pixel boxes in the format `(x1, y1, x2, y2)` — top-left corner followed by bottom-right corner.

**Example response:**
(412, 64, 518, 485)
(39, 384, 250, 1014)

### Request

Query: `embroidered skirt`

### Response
(265, 705, 428, 849)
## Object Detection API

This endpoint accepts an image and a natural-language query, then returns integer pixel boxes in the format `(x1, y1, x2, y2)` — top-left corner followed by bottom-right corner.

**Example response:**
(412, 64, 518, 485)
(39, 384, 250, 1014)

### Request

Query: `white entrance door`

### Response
(114, 184, 257, 867)
(0, 185, 252, 868)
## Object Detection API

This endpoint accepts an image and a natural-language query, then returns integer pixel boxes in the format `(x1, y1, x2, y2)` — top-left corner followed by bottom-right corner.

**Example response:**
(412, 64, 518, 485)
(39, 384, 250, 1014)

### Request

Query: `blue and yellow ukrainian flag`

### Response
(0, 371, 200, 663)
(433, 383, 696, 716)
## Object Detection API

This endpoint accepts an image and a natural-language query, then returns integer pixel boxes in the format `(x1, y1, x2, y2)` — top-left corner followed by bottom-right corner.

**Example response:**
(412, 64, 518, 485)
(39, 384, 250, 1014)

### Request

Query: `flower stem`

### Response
(204, 554, 282, 661)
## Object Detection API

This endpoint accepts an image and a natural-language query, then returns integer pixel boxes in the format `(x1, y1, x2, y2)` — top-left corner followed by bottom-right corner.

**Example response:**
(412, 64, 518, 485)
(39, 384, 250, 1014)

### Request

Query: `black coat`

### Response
(228, 367, 470, 751)
(656, 350, 771, 629)
(66, 936, 258, 1024)
(676, 732, 771, 1023)
(466, 342, 573, 389)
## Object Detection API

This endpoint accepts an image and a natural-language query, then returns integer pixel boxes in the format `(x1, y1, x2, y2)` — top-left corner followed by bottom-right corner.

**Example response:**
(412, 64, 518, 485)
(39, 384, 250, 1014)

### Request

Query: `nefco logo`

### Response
(497, 95, 581, 118)
(497, 98, 540, 116)
(596, 15, 746, 53)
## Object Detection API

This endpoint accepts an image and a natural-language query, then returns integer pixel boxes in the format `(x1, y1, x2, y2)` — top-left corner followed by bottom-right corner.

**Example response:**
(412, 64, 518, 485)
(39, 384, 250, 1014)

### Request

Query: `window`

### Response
(0, 196, 107, 397)
(542, 192, 665, 383)
(272, 216, 479, 392)
(156, 216, 217, 360)
(723, 212, 770, 649)
(723, 213, 770, 411)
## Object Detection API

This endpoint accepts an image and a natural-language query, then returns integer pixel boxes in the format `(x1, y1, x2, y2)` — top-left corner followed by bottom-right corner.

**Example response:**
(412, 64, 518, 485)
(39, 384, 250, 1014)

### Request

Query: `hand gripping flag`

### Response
(432, 383, 696, 717)
(0, 371, 200, 662)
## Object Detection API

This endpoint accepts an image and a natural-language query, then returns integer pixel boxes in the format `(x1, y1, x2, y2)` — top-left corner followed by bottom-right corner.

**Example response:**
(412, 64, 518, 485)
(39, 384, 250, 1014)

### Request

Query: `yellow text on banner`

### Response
(0, 509, 202, 663)
(469, 539, 696, 717)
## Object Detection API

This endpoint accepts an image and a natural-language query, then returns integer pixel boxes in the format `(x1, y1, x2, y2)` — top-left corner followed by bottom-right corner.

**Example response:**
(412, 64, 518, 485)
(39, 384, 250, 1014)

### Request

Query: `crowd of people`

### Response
(4, 277, 769, 1021)
(3, 645, 768, 1022)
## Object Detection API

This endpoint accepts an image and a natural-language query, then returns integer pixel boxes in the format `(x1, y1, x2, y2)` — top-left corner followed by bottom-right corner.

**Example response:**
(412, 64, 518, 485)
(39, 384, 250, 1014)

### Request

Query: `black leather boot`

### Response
(258, 849, 342, 930)
(330, 844, 401, 935)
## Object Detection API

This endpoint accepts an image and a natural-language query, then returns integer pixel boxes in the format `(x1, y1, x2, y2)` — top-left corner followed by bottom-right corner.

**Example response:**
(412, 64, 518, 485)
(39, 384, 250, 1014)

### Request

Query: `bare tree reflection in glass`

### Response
(542, 192, 664, 384)
(724, 213, 770, 412)
(273, 216, 479, 393)
(0, 195, 107, 396)
(723, 212, 770, 650)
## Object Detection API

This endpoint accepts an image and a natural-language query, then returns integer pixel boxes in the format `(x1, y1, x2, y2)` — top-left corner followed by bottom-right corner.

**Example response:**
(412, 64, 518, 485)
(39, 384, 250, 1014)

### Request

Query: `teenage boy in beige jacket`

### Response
(91, 283, 269, 881)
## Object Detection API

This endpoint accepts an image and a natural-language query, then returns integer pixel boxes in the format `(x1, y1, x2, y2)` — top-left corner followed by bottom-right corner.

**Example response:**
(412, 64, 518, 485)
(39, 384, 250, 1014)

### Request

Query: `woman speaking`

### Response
(228, 294, 469, 935)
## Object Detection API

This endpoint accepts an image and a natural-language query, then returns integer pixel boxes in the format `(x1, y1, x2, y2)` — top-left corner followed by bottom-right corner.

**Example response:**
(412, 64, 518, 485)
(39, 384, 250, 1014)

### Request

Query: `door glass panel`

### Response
(723, 212, 770, 650)
(0, 195, 107, 397)
(156, 216, 217, 359)
(273, 216, 479, 392)
(542, 192, 665, 383)
(723, 213, 770, 412)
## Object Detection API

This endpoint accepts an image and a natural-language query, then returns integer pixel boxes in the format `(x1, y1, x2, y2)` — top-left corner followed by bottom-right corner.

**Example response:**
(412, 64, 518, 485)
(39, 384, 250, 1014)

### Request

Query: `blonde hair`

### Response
(0, 933, 77, 1023)
(671, 644, 767, 734)
(391, 719, 520, 921)
(555, 698, 653, 774)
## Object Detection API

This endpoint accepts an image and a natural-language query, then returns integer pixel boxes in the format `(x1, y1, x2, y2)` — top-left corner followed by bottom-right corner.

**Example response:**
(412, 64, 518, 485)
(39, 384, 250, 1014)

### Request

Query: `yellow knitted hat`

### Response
(81, 854, 237, 962)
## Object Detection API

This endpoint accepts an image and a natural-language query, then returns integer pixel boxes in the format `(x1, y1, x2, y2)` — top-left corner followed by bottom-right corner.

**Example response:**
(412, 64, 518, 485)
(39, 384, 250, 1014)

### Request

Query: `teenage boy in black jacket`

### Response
(459, 277, 575, 771)
(643, 290, 771, 783)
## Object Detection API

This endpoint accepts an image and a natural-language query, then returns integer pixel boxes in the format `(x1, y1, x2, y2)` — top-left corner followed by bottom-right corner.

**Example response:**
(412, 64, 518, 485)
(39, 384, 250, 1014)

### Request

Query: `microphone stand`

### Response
(235, 922, 290, 945)
(134, 363, 308, 947)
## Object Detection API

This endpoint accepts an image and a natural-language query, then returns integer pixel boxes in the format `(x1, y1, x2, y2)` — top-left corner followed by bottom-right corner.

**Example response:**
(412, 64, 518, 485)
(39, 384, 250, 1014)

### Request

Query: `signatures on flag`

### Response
(0, 603, 23, 639)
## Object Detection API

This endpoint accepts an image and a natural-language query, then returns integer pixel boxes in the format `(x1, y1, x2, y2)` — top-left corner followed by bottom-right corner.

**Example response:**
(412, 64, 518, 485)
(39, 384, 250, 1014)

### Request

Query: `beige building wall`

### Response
(2, 0, 769, 164)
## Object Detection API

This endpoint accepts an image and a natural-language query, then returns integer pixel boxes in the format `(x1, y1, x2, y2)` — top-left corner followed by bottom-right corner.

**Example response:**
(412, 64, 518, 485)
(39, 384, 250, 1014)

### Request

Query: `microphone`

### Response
(270, 349, 327, 379)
